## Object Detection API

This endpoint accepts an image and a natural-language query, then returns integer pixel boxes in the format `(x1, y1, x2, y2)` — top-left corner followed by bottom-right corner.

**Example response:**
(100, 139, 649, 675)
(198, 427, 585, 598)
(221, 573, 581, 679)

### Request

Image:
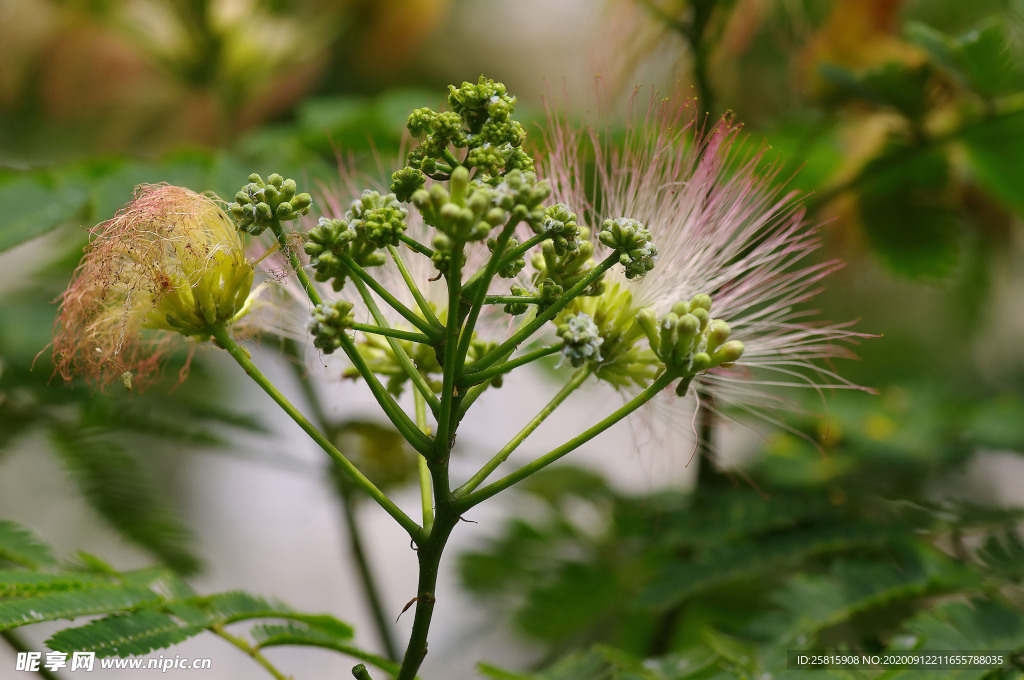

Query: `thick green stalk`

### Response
(469, 254, 617, 373)
(394, 513, 456, 680)
(350, 277, 441, 416)
(388, 245, 442, 329)
(339, 252, 440, 340)
(456, 367, 591, 497)
(210, 325, 424, 541)
(432, 247, 464, 467)
(458, 372, 683, 509)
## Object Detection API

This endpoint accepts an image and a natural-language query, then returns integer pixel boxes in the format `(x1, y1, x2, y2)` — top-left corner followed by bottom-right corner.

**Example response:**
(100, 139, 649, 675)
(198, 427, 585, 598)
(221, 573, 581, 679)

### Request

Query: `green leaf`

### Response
(47, 609, 201, 657)
(0, 173, 89, 253)
(640, 524, 907, 609)
(820, 62, 933, 119)
(50, 427, 201, 575)
(908, 19, 1024, 99)
(959, 109, 1024, 217)
(251, 622, 393, 675)
(856, 143, 962, 279)
(0, 571, 113, 596)
(761, 548, 984, 640)
(901, 598, 1024, 650)
(0, 522, 57, 569)
(0, 586, 158, 630)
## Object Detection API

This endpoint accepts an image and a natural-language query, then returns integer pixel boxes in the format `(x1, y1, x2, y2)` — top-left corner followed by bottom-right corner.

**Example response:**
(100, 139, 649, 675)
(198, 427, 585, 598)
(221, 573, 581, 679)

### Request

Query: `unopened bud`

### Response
(712, 340, 744, 366)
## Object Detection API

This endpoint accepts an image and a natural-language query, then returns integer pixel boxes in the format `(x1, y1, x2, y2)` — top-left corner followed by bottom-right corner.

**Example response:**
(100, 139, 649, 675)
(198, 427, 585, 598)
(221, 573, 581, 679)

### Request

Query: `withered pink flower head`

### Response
(53, 184, 256, 389)
(538, 85, 871, 432)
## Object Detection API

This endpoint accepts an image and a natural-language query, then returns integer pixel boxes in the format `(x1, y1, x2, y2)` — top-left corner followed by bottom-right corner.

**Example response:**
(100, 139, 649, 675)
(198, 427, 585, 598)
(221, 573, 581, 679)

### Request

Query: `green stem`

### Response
(267, 218, 435, 438)
(210, 325, 424, 540)
(483, 295, 541, 305)
(414, 391, 434, 534)
(454, 218, 520, 371)
(459, 372, 682, 509)
(387, 245, 443, 329)
(352, 665, 374, 680)
(461, 345, 560, 385)
(336, 331, 435, 456)
(399, 233, 435, 258)
(2, 630, 62, 680)
(456, 367, 591, 497)
(432, 246, 464, 468)
(210, 624, 289, 680)
(339, 252, 441, 341)
(281, 338, 400, 662)
(350, 278, 441, 416)
(394, 513, 457, 680)
(350, 323, 432, 344)
(269, 219, 322, 307)
(463, 232, 546, 294)
(469, 254, 617, 373)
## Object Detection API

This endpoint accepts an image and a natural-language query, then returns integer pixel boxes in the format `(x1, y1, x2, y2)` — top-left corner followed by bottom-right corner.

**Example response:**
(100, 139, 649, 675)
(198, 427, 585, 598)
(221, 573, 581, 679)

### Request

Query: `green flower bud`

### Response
(691, 307, 709, 331)
(706, 319, 731, 353)
(689, 293, 712, 312)
(691, 352, 712, 372)
(631, 307, 656, 347)
(711, 340, 744, 366)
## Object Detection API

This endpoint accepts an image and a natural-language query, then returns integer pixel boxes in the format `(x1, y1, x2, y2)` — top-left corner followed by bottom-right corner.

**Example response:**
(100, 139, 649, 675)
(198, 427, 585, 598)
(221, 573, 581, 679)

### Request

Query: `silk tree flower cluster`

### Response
(539, 87, 870, 427)
(52, 185, 258, 389)
(50, 76, 867, 680)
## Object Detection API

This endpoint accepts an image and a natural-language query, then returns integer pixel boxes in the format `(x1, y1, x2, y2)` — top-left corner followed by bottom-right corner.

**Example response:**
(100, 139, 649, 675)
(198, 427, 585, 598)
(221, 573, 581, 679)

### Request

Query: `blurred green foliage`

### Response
(463, 386, 1024, 677)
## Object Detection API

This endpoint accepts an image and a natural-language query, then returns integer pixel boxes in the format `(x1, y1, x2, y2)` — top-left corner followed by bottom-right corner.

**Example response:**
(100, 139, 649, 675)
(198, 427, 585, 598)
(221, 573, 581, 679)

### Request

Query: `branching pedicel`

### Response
(53, 76, 865, 679)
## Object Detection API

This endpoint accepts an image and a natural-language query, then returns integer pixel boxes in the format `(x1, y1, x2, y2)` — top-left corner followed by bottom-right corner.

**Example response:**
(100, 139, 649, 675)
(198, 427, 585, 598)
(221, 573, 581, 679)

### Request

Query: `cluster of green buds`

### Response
(392, 76, 533, 194)
(411, 167, 549, 274)
(536, 203, 581, 256)
(228, 173, 312, 236)
(599, 218, 658, 280)
(556, 313, 604, 367)
(530, 222, 605, 297)
(309, 300, 355, 354)
(555, 284, 660, 388)
(304, 191, 407, 291)
(637, 294, 745, 394)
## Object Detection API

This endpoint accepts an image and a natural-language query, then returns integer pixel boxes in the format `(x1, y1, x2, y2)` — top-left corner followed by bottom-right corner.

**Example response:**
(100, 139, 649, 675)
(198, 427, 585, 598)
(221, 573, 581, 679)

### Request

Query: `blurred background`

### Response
(2, 0, 1024, 678)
